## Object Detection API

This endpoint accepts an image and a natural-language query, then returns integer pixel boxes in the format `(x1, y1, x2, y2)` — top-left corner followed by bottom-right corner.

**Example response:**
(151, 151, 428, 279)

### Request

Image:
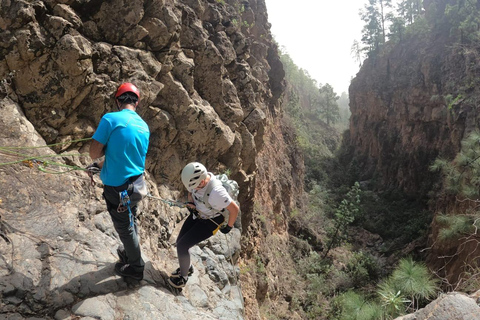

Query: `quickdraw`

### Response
(118, 190, 134, 228)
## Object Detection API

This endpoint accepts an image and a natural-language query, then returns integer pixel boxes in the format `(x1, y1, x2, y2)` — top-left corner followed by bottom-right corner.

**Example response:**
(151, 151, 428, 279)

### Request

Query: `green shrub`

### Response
(381, 257, 438, 312)
(378, 279, 410, 317)
(430, 131, 480, 198)
(332, 291, 384, 320)
(345, 251, 380, 288)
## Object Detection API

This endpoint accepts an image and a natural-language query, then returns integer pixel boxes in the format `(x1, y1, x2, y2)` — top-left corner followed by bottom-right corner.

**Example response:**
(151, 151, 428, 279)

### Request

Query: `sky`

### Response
(264, 0, 365, 95)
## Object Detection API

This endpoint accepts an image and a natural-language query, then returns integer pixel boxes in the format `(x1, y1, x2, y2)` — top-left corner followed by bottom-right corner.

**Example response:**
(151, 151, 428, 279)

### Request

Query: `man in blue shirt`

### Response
(88, 82, 150, 280)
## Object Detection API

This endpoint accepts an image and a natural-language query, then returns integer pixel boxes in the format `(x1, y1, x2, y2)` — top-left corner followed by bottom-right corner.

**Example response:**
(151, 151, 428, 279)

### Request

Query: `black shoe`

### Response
(167, 275, 188, 288)
(117, 248, 128, 263)
(170, 265, 194, 278)
(115, 262, 143, 281)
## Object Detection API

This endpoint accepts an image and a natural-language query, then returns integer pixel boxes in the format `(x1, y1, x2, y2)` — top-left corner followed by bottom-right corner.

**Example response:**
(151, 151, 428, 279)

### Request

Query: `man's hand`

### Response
(86, 162, 101, 176)
(220, 225, 232, 234)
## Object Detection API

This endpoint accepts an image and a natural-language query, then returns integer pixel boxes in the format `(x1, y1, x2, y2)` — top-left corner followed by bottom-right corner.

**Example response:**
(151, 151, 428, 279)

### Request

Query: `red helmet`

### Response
(115, 83, 140, 100)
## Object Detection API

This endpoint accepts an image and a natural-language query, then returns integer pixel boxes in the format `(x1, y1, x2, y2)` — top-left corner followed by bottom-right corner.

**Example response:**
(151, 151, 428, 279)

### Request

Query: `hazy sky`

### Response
(264, 0, 365, 94)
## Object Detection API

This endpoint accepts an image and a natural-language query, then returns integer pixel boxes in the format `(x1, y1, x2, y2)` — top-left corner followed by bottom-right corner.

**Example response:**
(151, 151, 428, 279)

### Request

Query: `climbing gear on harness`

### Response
(220, 224, 232, 234)
(181, 162, 207, 190)
(118, 190, 130, 212)
(171, 265, 194, 278)
(168, 275, 188, 288)
(118, 190, 134, 228)
(115, 262, 143, 280)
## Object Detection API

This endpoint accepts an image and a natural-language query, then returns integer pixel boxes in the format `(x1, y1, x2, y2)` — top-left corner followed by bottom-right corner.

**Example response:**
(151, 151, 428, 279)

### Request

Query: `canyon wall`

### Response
(347, 0, 480, 286)
(0, 0, 303, 318)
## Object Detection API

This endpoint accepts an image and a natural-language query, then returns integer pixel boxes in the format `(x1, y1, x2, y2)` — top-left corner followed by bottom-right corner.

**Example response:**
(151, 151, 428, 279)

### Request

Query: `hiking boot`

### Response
(170, 265, 194, 278)
(167, 275, 188, 288)
(117, 248, 128, 263)
(115, 262, 143, 281)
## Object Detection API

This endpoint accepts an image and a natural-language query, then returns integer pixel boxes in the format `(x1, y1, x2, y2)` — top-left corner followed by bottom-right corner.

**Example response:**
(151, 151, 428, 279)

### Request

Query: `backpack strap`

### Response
(202, 178, 222, 211)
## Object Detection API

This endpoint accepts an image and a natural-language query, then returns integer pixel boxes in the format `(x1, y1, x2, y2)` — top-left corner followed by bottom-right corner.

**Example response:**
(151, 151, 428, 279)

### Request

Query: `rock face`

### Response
(394, 292, 480, 320)
(0, 0, 300, 319)
(347, 35, 460, 197)
(0, 85, 245, 320)
(347, 0, 480, 197)
(347, 0, 480, 285)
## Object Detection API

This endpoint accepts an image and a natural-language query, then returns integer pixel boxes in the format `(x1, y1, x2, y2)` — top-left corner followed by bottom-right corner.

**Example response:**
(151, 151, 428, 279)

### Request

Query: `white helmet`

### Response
(181, 162, 207, 190)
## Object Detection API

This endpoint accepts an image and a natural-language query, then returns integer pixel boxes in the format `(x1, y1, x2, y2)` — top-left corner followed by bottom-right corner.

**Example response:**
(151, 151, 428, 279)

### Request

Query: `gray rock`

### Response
(0, 0, 293, 318)
(395, 292, 480, 320)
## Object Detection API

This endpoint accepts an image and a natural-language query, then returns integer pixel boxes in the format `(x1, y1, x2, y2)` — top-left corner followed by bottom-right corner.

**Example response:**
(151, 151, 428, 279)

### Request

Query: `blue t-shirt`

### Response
(92, 109, 150, 187)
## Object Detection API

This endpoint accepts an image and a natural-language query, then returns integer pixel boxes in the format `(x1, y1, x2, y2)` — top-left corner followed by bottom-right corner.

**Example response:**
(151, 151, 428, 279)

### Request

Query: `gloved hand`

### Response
(220, 224, 232, 234)
(86, 162, 101, 175)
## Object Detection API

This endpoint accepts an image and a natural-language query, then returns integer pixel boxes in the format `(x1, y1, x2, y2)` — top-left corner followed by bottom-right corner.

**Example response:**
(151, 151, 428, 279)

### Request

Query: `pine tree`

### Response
(360, 0, 393, 55)
(430, 131, 480, 198)
(323, 182, 361, 257)
(390, 258, 438, 311)
(444, 0, 480, 43)
(318, 83, 340, 126)
(397, 0, 424, 24)
(378, 257, 437, 314)
(389, 16, 407, 42)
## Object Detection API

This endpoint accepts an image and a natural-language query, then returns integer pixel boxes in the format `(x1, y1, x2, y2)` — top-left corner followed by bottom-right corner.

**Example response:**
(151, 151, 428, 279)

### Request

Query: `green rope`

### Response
(0, 138, 92, 171)
(0, 138, 92, 175)
(0, 153, 89, 168)
(0, 137, 92, 150)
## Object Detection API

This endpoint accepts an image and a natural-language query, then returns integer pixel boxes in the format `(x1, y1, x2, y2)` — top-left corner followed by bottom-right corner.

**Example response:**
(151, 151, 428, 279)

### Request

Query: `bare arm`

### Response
(89, 139, 105, 161)
(225, 201, 239, 228)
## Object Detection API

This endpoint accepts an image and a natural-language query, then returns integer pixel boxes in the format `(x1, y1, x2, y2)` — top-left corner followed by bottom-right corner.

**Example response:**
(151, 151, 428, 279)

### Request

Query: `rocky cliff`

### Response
(347, 0, 480, 289)
(0, 0, 303, 319)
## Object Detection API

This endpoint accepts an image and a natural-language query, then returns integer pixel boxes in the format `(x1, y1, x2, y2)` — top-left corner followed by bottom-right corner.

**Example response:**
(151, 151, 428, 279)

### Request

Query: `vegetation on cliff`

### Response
(275, 55, 438, 318)
(333, 0, 480, 318)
